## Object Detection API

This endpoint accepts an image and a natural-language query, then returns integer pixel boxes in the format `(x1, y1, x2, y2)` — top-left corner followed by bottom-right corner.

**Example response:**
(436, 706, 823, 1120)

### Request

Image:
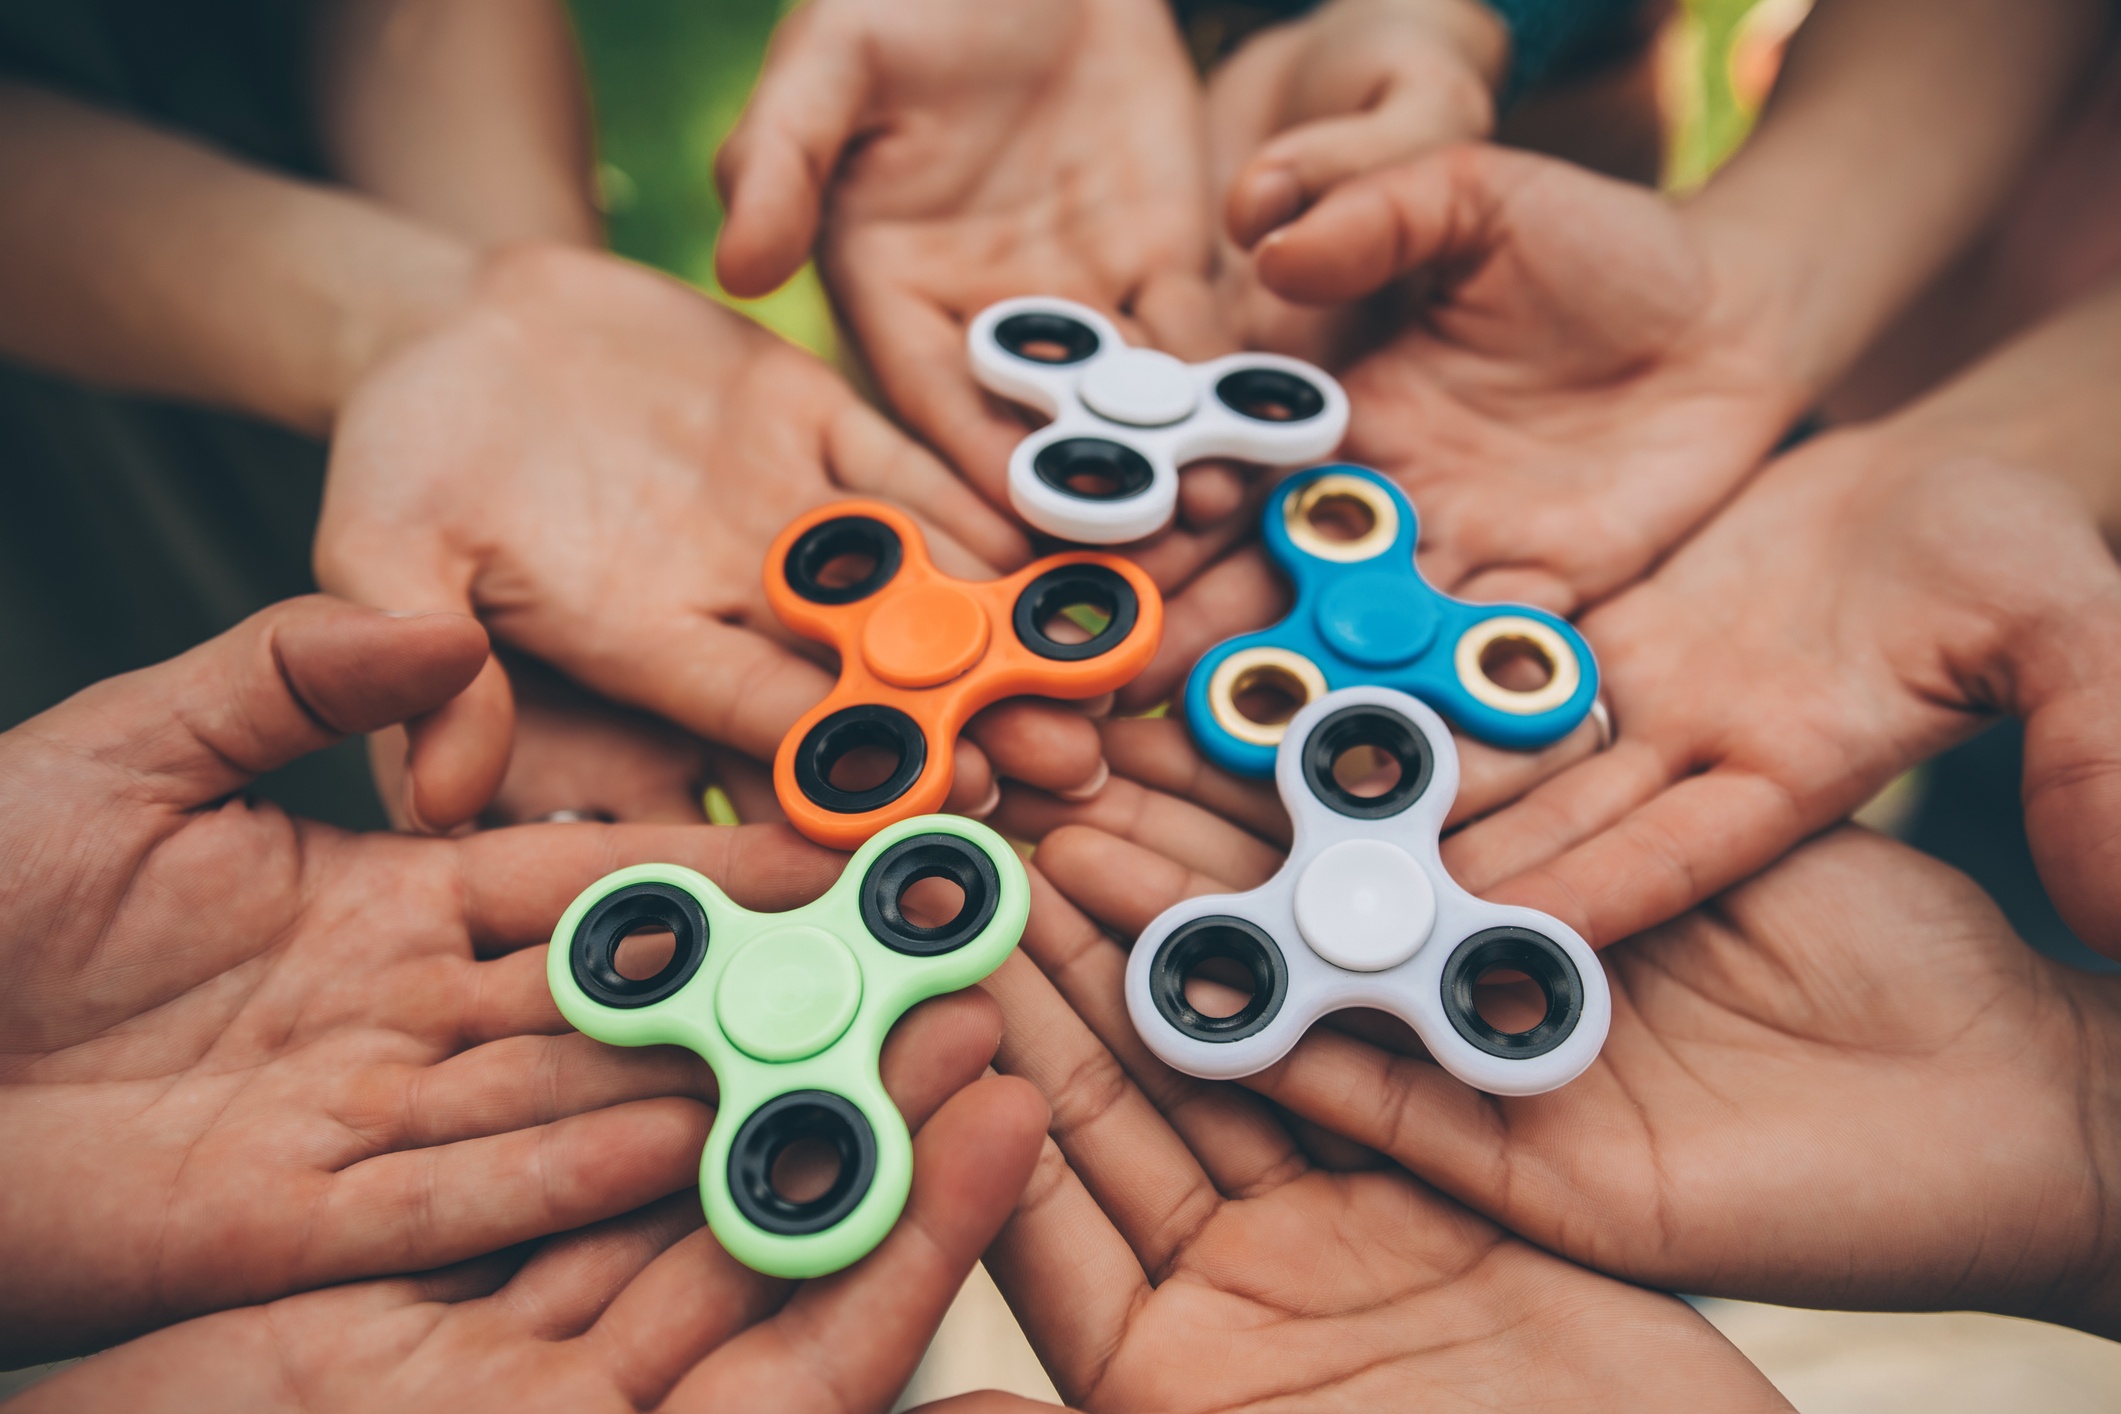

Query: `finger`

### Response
(454, 820, 843, 953)
(1099, 715, 1290, 842)
(981, 1132, 1149, 1404)
(1118, 543, 1287, 711)
(552, 615, 834, 765)
(1450, 716, 1606, 826)
(964, 699, 1108, 798)
(8, 595, 489, 814)
(712, 6, 871, 297)
(909, 1395, 1058, 1413)
(944, 738, 1000, 820)
(1035, 822, 1254, 937)
(1116, 472, 1278, 595)
(311, 1096, 714, 1286)
(985, 947, 1220, 1277)
(482, 1190, 707, 1341)
(1010, 866, 1304, 1193)
(1177, 459, 1250, 528)
(993, 774, 1283, 888)
(830, 279, 1025, 504)
(1439, 737, 1672, 897)
(660, 1075, 1049, 1414)
(1254, 143, 1514, 305)
(1481, 763, 1819, 947)
(313, 523, 515, 831)
(2017, 592, 2121, 954)
(824, 395, 1033, 572)
(1227, 78, 1488, 247)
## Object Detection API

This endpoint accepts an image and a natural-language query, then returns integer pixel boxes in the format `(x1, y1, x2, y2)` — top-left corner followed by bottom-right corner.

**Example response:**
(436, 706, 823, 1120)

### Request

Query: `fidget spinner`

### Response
(1129, 686, 1609, 1095)
(1185, 465, 1598, 776)
(968, 296, 1349, 544)
(549, 815, 1028, 1277)
(765, 500, 1162, 849)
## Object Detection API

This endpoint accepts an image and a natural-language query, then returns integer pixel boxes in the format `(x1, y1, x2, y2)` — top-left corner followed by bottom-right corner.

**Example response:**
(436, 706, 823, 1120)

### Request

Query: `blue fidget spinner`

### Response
(1184, 465, 1598, 776)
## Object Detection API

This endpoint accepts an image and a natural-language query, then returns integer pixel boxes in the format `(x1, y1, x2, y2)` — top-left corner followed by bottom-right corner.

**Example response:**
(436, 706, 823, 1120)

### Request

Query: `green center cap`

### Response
(716, 926, 863, 1062)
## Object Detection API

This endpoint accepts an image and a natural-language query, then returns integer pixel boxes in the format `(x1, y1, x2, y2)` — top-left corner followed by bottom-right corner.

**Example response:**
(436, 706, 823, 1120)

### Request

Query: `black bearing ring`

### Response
(793, 704, 928, 814)
(1439, 927, 1584, 1060)
(1301, 704, 1434, 820)
(1147, 915, 1287, 1044)
(1012, 563, 1139, 662)
(994, 311, 1101, 364)
(860, 832, 1001, 957)
(1215, 367, 1327, 423)
(569, 882, 708, 1010)
(727, 1091, 878, 1236)
(1032, 438, 1155, 503)
(784, 516, 903, 606)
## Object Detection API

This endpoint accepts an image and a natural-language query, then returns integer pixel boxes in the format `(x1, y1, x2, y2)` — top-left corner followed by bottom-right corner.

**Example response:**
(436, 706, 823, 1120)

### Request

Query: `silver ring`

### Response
(1589, 698, 1614, 752)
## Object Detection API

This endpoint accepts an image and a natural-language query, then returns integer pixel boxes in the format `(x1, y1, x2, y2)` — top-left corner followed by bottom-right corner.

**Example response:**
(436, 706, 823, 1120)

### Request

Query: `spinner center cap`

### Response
(1293, 838, 1435, 972)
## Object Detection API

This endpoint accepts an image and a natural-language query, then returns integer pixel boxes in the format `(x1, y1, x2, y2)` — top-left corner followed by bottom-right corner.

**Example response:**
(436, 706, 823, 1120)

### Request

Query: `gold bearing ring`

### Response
(1283, 474, 1400, 563)
(1454, 616, 1581, 715)
(1206, 646, 1329, 747)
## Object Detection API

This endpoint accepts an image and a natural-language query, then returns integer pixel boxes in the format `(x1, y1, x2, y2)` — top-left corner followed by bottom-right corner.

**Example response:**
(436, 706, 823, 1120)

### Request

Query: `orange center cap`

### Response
(860, 582, 991, 688)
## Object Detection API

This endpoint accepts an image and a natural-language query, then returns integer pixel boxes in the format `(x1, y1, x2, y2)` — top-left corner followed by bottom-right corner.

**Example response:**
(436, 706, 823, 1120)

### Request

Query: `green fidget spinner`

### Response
(547, 815, 1028, 1278)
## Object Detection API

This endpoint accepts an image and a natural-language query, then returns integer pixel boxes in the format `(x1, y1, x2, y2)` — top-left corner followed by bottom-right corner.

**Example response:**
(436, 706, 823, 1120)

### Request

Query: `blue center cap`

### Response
(1315, 572, 1438, 667)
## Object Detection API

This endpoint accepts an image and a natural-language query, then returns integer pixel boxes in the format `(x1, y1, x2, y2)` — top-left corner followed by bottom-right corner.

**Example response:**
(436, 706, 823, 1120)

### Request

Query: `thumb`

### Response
(2019, 589, 2121, 956)
(1252, 142, 1518, 304)
(10, 595, 489, 814)
(713, 6, 873, 298)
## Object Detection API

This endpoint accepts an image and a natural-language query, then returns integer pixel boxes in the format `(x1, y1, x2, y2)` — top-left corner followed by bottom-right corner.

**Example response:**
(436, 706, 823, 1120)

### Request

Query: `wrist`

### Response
(2047, 976, 2121, 1337)
(310, 200, 480, 432)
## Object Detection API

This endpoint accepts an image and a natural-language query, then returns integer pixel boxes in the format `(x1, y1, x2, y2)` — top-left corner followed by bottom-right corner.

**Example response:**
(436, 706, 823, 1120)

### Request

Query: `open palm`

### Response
(0, 597, 860, 1360)
(976, 874, 1789, 1410)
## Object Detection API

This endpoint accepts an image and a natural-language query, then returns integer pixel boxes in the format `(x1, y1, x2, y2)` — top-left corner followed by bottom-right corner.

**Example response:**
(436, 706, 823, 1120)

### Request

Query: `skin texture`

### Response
(317, 242, 1109, 831)
(966, 897, 1791, 1410)
(0, 596, 1025, 1363)
(1033, 801, 2121, 1339)
(715, 0, 1265, 580)
(11, 1071, 1048, 1413)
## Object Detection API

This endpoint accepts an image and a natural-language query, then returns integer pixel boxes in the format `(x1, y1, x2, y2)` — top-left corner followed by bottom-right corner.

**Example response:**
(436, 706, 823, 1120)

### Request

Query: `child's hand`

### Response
(1038, 818, 2121, 1335)
(318, 243, 1109, 831)
(9, 1040, 1044, 1411)
(974, 888, 1791, 1410)
(0, 596, 1028, 1361)
(1213, 0, 1507, 246)
(714, 0, 1237, 553)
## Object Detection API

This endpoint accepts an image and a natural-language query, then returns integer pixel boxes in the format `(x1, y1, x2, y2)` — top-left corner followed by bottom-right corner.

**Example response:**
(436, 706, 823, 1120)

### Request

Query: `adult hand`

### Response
(1035, 817, 2121, 1335)
(319, 243, 1108, 831)
(0, 596, 995, 1361)
(11, 1058, 1046, 1412)
(715, 0, 1255, 564)
(1228, 144, 1805, 620)
(972, 881, 1790, 1410)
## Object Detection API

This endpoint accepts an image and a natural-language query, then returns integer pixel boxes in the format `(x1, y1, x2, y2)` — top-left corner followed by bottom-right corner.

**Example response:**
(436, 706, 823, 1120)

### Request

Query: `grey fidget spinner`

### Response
(969, 297, 1349, 544)
(1126, 684, 1610, 1095)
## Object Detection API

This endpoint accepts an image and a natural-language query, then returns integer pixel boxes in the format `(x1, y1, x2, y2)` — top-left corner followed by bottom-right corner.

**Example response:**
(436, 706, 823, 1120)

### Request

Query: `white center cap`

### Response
(1079, 348, 1198, 427)
(1293, 838, 1435, 972)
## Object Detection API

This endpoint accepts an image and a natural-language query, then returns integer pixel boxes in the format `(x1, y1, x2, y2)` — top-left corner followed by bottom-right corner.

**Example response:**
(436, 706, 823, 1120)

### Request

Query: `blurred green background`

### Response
(565, 0, 1782, 358)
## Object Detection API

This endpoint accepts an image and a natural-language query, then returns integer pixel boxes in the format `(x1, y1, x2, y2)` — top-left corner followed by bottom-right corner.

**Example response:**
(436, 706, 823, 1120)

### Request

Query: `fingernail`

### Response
(964, 780, 1003, 819)
(397, 768, 434, 835)
(1054, 759, 1110, 803)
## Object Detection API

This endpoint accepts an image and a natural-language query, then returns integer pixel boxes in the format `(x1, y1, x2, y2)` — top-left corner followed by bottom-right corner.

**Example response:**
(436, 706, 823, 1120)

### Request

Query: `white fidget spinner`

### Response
(1126, 685, 1610, 1095)
(969, 297, 1350, 544)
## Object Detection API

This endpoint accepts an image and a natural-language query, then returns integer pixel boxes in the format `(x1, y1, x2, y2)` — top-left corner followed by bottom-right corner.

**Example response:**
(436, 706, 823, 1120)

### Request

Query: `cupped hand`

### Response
(1436, 430, 2121, 950)
(1211, 143, 1810, 623)
(715, 0, 1256, 558)
(318, 242, 1107, 831)
(0, 595, 989, 1361)
(970, 877, 1789, 1410)
(11, 1052, 1047, 1412)
(1204, 0, 1508, 365)
(1036, 811, 2121, 1337)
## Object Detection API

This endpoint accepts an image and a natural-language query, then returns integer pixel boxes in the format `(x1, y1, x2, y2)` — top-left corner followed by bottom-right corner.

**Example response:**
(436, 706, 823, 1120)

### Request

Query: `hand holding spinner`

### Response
(969, 296, 1349, 543)
(1129, 686, 1609, 1095)
(765, 501, 1162, 849)
(549, 816, 1028, 1277)
(1186, 465, 1598, 776)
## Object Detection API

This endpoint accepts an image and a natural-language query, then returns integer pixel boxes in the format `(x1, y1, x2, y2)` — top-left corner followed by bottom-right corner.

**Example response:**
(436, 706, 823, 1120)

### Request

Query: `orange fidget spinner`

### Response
(765, 501, 1164, 849)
